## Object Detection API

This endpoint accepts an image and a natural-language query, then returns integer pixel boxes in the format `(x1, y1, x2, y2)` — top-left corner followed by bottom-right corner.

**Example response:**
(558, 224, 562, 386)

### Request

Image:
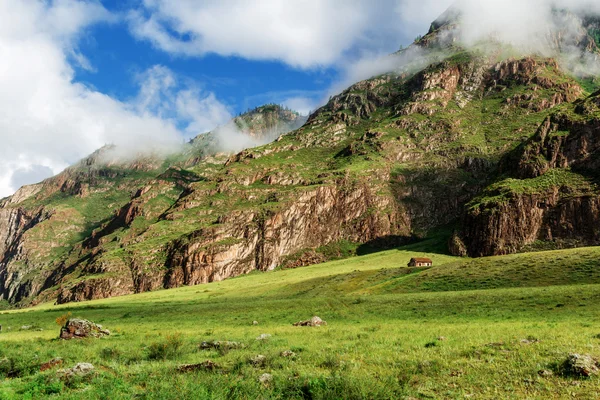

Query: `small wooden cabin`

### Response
(408, 257, 433, 267)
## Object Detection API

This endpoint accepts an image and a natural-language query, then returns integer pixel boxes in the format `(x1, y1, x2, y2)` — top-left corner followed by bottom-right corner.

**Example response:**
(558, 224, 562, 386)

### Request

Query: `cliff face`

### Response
(455, 92, 600, 256)
(51, 175, 406, 304)
(2, 13, 600, 305)
(0, 205, 50, 302)
(0, 106, 308, 305)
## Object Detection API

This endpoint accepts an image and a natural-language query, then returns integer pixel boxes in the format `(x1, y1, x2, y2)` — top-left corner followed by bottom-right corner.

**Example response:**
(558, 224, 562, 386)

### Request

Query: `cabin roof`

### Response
(410, 257, 433, 263)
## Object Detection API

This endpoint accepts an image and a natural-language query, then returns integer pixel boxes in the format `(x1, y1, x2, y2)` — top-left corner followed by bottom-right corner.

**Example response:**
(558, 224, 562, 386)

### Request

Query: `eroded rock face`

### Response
(59, 319, 110, 340)
(456, 94, 600, 257)
(460, 190, 600, 257)
(0, 206, 50, 303)
(161, 181, 401, 289)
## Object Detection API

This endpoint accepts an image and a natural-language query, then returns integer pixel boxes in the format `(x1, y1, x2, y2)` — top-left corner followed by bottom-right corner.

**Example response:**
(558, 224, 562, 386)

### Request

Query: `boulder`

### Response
(562, 354, 600, 377)
(259, 373, 273, 385)
(58, 363, 95, 380)
(250, 355, 267, 367)
(59, 318, 110, 340)
(538, 369, 554, 377)
(199, 340, 243, 351)
(280, 350, 296, 358)
(177, 360, 219, 372)
(293, 316, 327, 327)
(256, 333, 271, 341)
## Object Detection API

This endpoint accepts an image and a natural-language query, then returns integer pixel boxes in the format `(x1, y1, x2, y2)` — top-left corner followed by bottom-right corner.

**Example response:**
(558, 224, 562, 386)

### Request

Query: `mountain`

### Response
(0, 105, 305, 305)
(1, 11, 600, 306)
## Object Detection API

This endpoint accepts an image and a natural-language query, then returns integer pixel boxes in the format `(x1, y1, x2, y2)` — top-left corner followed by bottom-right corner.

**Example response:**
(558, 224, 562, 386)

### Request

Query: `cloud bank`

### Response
(127, 0, 448, 69)
(3, 0, 600, 198)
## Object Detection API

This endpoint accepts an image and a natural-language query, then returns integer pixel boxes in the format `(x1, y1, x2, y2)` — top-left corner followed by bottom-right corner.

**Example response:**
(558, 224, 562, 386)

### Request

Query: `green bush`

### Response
(147, 333, 184, 360)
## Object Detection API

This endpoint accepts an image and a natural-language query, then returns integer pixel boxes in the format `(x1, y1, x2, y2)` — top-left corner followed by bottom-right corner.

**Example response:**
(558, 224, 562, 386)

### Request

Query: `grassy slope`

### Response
(1, 246, 600, 399)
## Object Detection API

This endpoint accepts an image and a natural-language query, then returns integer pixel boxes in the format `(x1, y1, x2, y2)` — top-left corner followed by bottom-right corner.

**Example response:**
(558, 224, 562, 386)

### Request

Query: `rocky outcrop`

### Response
(561, 354, 600, 377)
(459, 189, 600, 257)
(233, 104, 306, 140)
(59, 318, 110, 339)
(509, 96, 600, 179)
(0, 206, 50, 302)
(57, 276, 137, 304)
(456, 93, 600, 256)
(162, 179, 403, 289)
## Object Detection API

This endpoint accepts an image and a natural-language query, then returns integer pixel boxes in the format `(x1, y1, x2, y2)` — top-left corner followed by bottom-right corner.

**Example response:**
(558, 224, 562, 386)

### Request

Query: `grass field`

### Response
(1, 244, 600, 399)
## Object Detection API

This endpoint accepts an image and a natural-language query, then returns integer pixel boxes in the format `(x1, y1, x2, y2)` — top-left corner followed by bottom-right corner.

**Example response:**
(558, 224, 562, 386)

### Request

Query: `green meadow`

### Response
(1, 244, 600, 399)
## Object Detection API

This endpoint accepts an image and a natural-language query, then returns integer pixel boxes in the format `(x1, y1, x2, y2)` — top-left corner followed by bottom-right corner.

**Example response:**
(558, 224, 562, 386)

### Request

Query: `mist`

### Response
(448, 0, 600, 76)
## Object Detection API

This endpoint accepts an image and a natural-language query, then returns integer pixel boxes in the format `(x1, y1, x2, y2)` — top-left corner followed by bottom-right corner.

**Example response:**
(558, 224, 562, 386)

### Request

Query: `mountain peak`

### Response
(232, 104, 306, 140)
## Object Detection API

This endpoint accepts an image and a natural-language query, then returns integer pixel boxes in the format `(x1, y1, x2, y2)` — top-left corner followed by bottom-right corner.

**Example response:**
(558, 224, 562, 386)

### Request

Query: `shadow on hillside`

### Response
(356, 235, 418, 256)
(356, 231, 453, 256)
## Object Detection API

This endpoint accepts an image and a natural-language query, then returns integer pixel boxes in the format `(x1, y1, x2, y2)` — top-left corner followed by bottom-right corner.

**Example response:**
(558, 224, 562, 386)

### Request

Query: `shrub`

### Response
(147, 333, 184, 360)
(19, 374, 64, 396)
(100, 346, 122, 361)
(55, 312, 72, 326)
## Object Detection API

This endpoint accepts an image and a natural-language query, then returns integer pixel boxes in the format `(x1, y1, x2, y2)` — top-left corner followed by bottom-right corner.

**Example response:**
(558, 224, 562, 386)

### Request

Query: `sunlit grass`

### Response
(1, 246, 600, 398)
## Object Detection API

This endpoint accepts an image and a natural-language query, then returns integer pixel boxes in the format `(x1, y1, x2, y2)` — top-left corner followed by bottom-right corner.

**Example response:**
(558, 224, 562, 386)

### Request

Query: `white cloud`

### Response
(281, 97, 318, 116)
(395, 0, 454, 38)
(0, 0, 231, 198)
(127, 0, 427, 69)
(318, 0, 600, 102)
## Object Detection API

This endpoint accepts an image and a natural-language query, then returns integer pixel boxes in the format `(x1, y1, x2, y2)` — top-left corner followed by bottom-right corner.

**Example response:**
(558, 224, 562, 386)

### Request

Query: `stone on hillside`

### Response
(561, 354, 600, 377)
(259, 373, 273, 385)
(59, 318, 110, 340)
(250, 355, 267, 367)
(199, 340, 243, 351)
(252, 321, 259, 325)
(293, 316, 327, 327)
(177, 360, 219, 372)
(437, 336, 447, 341)
(256, 333, 271, 341)
(20, 325, 32, 330)
(280, 350, 296, 358)
(71, 362, 94, 375)
(538, 369, 554, 377)
(520, 338, 540, 345)
(58, 363, 95, 380)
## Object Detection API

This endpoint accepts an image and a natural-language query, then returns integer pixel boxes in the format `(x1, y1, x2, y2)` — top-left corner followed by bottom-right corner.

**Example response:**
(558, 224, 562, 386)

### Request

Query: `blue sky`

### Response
(0, 0, 453, 196)
(75, 12, 338, 116)
(72, 0, 429, 117)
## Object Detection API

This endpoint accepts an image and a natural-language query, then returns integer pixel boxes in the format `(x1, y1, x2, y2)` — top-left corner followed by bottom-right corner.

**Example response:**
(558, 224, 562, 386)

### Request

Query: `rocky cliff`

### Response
(454, 91, 600, 256)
